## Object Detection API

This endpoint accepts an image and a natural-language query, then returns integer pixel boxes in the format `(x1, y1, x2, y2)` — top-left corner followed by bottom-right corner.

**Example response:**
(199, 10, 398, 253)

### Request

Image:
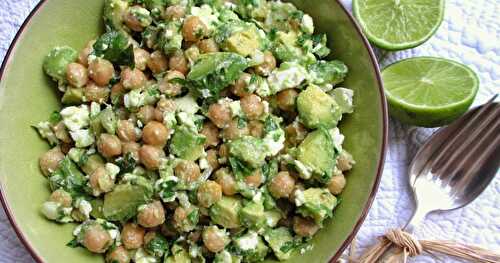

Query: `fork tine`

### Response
(436, 104, 500, 182)
(416, 99, 498, 180)
(449, 113, 500, 195)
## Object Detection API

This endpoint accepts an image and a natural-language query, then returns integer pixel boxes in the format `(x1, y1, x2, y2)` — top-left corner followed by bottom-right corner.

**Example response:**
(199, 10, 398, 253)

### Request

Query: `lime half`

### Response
(382, 57, 479, 127)
(353, 0, 445, 50)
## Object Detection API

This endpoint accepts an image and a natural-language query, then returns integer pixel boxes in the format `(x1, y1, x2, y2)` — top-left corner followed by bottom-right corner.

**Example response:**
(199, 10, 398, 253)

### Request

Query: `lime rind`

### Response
(353, 0, 445, 51)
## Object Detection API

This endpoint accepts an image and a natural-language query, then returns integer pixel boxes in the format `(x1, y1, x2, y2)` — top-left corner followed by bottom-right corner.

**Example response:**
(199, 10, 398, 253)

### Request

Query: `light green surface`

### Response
(0, 0, 386, 262)
(383, 57, 479, 127)
(353, 0, 445, 50)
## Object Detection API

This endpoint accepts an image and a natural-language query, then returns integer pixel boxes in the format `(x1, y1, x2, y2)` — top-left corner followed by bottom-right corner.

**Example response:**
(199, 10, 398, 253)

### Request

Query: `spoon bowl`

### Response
(406, 97, 500, 231)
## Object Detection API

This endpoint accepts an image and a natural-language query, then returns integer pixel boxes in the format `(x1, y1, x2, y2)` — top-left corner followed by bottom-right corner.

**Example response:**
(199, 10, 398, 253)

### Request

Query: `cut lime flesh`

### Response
(382, 57, 479, 127)
(353, 0, 445, 50)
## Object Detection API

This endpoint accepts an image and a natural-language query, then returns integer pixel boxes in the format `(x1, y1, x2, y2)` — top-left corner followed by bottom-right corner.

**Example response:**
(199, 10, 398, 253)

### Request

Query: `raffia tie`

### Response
(351, 229, 500, 263)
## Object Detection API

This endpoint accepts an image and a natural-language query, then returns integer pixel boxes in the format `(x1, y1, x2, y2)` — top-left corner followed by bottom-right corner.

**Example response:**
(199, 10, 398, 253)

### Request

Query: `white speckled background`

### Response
(0, 0, 498, 262)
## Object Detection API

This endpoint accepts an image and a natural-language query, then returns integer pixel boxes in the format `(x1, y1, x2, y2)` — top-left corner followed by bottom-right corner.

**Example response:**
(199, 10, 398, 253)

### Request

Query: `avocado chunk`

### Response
(214, 250, 242, 263)
(103, 0, 129, 32)
(43, 46, 78, 84)
(81, 154, 105, 175)
(263, 227, 295, 261)
(297, 127, 336, 183)
(169, 125, 205, 161)
(308, 60, 348, 86)
(103, 184, 151, 221)
(226, 28, 260, 57)
(61, 88, 84, 105)
(297, 85, 342, 129)
(239, 200, 265, 228)
(234, 232, 269, 262)
(187, 52, 249, 97)
(229, 136, 267, 168)
(165, 244, 191, 263)
(297, 188, 337, 224)
(89, 199, 104, 219)
(264, 209, 282, 228)
(210, 196, 242, 228)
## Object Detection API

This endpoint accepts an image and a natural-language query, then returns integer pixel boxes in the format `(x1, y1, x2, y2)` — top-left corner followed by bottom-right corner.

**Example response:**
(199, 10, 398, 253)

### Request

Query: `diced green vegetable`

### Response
(297, 127, 336, 183)
(210, 196, 242, 228)
(229, 136, 267, 169)
(297, 85, 342, 129)
(102, 184, 152, 221)
(296, 188, 337, 224)
(264, 227, 294, 260)
(92, 30, 134, 67)
(308, 60, 348, 86)
(43, 46, 78, 84)
(169, 125, 205, 161)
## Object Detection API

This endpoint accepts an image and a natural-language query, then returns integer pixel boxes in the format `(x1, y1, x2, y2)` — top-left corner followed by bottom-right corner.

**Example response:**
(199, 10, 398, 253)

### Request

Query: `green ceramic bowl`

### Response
(0, 0, 387, 262)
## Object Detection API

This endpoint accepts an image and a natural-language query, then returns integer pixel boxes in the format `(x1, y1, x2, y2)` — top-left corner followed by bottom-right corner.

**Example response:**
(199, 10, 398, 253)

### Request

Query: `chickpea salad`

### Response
(35, 0, 355, 262)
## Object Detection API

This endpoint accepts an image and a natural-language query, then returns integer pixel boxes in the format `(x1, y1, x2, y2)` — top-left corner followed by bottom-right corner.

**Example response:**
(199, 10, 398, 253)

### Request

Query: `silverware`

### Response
(405, 95, 500, 232)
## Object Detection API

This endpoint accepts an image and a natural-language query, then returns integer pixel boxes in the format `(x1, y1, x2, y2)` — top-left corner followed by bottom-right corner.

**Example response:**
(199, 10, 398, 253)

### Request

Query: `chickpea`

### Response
(241, 94, 264, 120)
(52, 121, 72, 143)
(202, 226, 228, 253)
(174, 160, 201, 183)
(206, 149, 220, 170)
(106, 246, 130, 263)
(164, 5, 186, 20)
(122, 142, 140, 160)
(293, 216, 320, 237)
(173, 206, 196, 232)
(159, 70, 184, 97)
(120, 67, 146, 90)
(89, 167, 115, 195)
(121, 223, 145, 249)
(154, 98, 177, 122)
(328, 174, 346, 195)
(200, 122, 220, 148)
(139, 145, 164, 170)
(78, 40, 95, 66)
(218, 144, 229, 161)
(142, 121, 169, 146)
(254, 51, 276, 76)
(182, 16, 207, 42)
(248, 120, 264, 138)
(111, 83, 126, 105)
(39, 146, 64, 176)
(198, 38, 219, 53)
(134, 48, 150, 71)
(230, 73, 252, 97)
(269, 171, 296, 198)
(214, 168, 236, 196)
(285, 122, 307, 146)
(169, 51, 189, 75)
(223, 119, 250, 141)
(117, 120, 137, 142)
(84, 82, 110, 103)
(207, 103, 232, 128)
(197, 180, 222, 208)
(337, 151, 355, 171)
(88, 58, 114, 86)
(49, 189, 72, 207)
(124, 8, 146, 32)
(97, 134, 122, 158)
(147, 51, 168, 74)
(244, 169, 263, 188)
(66, 62, 88, 88)
(138, 201, 166, 228)
(138, 105, 156, 125)
(276, 89, 299, 112)
(83, 224, 112, 253)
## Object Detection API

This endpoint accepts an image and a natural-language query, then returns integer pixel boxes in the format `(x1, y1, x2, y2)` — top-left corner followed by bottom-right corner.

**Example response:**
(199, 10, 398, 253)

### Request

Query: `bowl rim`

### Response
(0, 1, 388, 262)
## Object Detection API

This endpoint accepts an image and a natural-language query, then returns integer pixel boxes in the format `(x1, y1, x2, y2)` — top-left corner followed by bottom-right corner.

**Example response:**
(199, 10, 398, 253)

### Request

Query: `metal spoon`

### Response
(405, 95, 500, 232)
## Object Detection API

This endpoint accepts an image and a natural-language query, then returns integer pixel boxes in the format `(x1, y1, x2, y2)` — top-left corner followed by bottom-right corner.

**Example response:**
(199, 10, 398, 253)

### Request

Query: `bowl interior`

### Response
(0, 0, 386, 262)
